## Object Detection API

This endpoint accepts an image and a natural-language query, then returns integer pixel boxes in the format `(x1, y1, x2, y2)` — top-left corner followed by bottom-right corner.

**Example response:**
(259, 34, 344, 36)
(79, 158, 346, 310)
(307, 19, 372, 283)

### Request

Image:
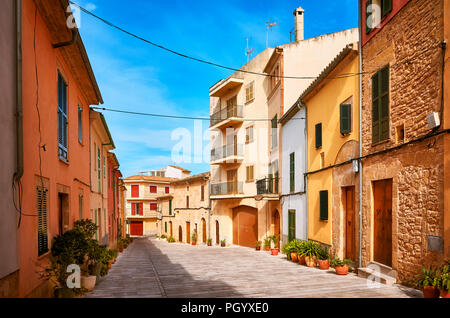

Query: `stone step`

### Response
(367, 261, 397, 278)
(358, 266, 397, 285)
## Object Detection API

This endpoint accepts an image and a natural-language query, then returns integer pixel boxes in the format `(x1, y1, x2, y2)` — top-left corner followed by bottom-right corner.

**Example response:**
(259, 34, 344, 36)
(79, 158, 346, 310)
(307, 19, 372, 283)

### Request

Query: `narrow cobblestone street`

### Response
(85, 238, 422, 298)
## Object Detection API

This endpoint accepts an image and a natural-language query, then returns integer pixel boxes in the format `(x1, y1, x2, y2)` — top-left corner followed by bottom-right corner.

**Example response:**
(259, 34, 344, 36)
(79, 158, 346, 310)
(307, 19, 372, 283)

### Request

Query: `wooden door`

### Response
(373, 179, 393, 267)
(344, 187, 356, 260)
(233, 206, 258, 248)
(216, 221, 220, 244)
(169, 221, 173, 237)
(186, 222, 191, 244)
(178, 226, 182, 242)
(227, 169, 237, 194)
(202, 218, 207, 243)
(130, 221, 143, 236)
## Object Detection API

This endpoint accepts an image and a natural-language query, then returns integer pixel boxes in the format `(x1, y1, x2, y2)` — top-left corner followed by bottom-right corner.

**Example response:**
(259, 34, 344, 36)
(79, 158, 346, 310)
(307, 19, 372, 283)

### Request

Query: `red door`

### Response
(130, 221, 143, 236)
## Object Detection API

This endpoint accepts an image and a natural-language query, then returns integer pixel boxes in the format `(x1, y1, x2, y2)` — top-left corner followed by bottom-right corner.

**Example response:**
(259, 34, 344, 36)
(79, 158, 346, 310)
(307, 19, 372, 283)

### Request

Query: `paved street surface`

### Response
(85, 237, 422, 298)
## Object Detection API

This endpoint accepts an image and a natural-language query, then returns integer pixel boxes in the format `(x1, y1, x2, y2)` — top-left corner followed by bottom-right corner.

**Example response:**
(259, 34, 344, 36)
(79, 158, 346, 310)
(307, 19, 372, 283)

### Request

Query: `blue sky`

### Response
(74, 0, 358, 177)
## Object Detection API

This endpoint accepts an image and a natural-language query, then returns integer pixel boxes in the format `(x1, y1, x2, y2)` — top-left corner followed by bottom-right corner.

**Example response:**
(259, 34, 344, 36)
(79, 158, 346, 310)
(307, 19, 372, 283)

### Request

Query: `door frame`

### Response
(343, 186, 356, 261)
(372, 179, 393, 267)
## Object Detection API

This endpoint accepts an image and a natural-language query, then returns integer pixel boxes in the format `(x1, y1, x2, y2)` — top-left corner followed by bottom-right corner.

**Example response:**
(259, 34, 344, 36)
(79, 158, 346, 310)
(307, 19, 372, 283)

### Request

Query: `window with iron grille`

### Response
(37, 186, 49, 256)
(57, 72, 68, 161)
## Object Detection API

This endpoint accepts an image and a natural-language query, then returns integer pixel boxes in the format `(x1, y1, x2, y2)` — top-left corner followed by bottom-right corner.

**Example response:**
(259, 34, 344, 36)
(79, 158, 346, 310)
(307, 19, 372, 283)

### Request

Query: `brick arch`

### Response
(334, 140, 359, 165)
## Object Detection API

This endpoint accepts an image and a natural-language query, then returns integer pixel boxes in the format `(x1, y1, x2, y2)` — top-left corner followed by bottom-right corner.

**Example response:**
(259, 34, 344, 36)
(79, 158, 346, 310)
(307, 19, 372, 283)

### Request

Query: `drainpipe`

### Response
(358, 0, 363, 269)
(15, 0, 23, 182)
(303, 102, 308, 241)
(204, 176, 211, 241)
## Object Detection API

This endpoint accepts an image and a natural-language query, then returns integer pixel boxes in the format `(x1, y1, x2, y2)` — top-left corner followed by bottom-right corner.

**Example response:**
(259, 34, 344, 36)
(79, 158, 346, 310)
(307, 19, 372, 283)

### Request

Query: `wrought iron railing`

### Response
(256, 176, 279, 195)
(210, 143, 244, 162)
(210, 105, 243, 127)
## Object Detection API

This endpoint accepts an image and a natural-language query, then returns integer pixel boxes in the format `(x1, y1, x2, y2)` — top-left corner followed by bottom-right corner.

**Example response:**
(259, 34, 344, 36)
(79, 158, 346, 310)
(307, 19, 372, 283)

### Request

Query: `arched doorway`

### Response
(169, 221, 173, 237)
(233, 205, 258, 248)
(273, 210, 280, 248)
(202, 218, 207, 243)
(215, 221, 220, 245)
(178, 226, 182, 242)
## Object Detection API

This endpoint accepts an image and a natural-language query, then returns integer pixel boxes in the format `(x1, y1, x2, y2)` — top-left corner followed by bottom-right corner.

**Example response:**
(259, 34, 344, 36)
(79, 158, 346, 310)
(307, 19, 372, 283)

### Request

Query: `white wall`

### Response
(281, 107, 307, 241)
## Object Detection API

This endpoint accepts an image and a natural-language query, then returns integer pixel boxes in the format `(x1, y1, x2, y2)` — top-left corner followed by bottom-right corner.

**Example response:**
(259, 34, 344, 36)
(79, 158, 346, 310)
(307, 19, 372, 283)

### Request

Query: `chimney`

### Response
(293, 6, 305, 42)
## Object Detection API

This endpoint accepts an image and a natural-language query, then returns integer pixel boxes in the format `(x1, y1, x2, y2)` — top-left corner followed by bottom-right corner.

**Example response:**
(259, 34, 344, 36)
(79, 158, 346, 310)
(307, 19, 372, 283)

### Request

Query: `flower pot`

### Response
(440, 289, 450, 298)
(119, 248, 123, 253)
(81, 275, 97, 292)
(207, 242, 212, 246)
(318, 259, 330, 270)
(192, 242, 197, 246)
(422, 286, 440, 298)
(107, 263, 111, 269)
(298, 256, 306, 265)
(256, 246, 261, 251)
(221, 243, 226, 247)
(271, 248, 279, 256)
(265, 246, 270, 251)
(290, 252, 299, 263)
(305, 256, 317, 267)
(335, 265, 349, 275)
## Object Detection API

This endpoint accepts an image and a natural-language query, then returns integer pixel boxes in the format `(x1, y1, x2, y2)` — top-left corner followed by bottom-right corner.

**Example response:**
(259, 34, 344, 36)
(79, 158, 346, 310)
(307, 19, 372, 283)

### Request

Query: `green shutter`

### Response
(319, 190, 328, 221)
(290, 153, 295, 193)
(288, 210, 296, 242)
(340, 104, 352, 135)
(165, 222, 167, 233)
(366, 0, 373, 34)
(372, 66, 390, 143)
(315, 123, 322, 148)
(169, 200, 172, 215)
(382, 0, 392, 17)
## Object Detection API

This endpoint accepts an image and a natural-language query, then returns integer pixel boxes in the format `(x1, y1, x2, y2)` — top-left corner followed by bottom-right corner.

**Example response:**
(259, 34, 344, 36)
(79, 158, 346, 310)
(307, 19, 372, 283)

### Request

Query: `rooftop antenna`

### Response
(245, 37, 254, 63)
(266, 19, 278, 48)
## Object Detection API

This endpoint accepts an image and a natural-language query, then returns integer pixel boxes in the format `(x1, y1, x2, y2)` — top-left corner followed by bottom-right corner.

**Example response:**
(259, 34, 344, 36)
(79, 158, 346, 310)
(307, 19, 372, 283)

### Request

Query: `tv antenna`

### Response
(245, 37, 254, 63)
(266, 19, 278, 48)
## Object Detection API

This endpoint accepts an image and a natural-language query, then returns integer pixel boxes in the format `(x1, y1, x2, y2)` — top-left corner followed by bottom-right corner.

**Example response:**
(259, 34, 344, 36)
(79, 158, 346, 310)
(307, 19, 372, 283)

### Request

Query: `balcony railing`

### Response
(256, 176, 279, 195)
(211, 182, 244, 196)
(210, 105, 243, 127)
(210, 143, 244, 162)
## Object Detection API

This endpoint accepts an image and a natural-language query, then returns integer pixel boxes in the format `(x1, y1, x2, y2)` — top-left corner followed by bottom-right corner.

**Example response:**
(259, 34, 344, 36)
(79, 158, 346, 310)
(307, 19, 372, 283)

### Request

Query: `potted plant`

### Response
(207, 238, 212, 246)
(263, 237, 271, 251)
(301, 241, 320, 267)
(167, 236, 175, 243)
(117, 240, 124, 253)
(317, 246, 330, 270)
(270, 235, 280, 256)
(295, 241, 307, 265)
(416, 266, 440, 298)
(220, 239, 226, 247)
(330, 258, 352, 275)
(255, 241, 262, 251)
(191, 232, 197, 246)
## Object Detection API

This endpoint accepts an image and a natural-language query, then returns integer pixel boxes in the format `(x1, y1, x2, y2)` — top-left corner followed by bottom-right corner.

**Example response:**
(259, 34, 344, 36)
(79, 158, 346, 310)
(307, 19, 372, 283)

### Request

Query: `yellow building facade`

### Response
(302, 44, 360, 260)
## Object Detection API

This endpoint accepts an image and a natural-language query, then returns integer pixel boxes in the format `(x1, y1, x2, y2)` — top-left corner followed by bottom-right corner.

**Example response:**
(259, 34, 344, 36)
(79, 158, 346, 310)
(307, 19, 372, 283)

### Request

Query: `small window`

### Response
(246, 166, 254, 182)
(289, 153, 295, 193)
(319, 190, 329, 221)
(245, 82, 255, 103)
(246, 126, 254, 144)
(165, 222, 167, 233)
(340, 104, 352, 135)
(372, 65, 390, 143)
(150, 185, 157, 193)
(57, 72, 68, 161)
(396, 124, 405, 144)
(131, 185, 139, 198)
(201, 185, 205, 201)
(315, 123, 322, 148)
(169, 200, 172, 215)
(78, 106, 83, 143)
(165, 186, 170, 194)
(150, 202, 157, 211)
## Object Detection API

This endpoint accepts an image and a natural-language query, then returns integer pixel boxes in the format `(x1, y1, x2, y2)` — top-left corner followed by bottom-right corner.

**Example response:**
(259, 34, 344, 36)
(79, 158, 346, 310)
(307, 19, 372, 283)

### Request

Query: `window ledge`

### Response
(245, 98, 255, 105)
(59, 157, 69, 165)
(371, 138, 390, 147)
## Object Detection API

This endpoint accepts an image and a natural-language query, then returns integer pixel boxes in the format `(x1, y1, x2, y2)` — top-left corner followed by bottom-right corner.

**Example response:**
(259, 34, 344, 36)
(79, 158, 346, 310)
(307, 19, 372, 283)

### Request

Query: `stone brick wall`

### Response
(361, 0, 445, 284)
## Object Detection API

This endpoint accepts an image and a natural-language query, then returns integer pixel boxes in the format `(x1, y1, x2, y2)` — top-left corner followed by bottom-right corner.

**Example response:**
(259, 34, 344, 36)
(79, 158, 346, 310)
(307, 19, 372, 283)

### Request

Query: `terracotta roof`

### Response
(168, 165, 191, 172)
(124, 175, 177, 182)
(171, 172, 210, 184)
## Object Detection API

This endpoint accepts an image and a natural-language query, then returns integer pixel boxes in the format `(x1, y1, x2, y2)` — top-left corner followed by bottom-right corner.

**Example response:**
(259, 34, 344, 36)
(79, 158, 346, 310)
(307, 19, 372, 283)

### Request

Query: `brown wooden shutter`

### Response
(139, 203, 144, 216)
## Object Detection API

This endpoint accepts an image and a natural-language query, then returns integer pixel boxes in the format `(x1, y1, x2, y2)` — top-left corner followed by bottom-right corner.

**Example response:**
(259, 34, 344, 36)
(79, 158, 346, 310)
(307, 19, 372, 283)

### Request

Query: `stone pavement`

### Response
(85, 237, 422, 298)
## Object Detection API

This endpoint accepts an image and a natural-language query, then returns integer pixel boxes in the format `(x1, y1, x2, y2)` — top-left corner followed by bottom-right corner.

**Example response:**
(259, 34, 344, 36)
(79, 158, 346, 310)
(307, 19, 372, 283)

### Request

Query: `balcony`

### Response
(256, 176, 280, 196)
(210, 181, 244, 197)
(210, 77, 244, 98)
(210, 143, 244, 165)
(210, 105, 244, 129)
(126, 208, 158, 219)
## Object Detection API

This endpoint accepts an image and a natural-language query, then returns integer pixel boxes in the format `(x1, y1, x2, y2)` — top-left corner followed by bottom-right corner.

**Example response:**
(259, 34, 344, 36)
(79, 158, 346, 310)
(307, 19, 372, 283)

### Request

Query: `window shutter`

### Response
(201, 185, 205, 201)
(165, 222, 167, 233)
(131, 185, 139, 197)
(340, 104, 352, 135)
(186, 196, 189, 208)
(382, 0, 392, 17)
(319, 190, 329, 221)
(290, 153, 295, 193)
(315, 123, 322, 148)
(372, 66, 390, 143)
(288, 210, 296, 242)
(132, 203, 136, 215)
(372, 71, 380, 143)
(37, 186, 49, 256)
(366, 0, 373, 34)
(139, 203, 144, 216)
(169, 200, 172, 215)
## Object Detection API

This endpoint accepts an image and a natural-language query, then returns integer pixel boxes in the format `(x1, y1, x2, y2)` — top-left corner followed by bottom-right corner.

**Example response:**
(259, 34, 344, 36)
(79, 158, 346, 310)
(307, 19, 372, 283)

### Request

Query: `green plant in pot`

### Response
(330, 258, 352, 275)
(220, 239, 226, 247)
(300, 241, 320, 267)
(191, 232, 198, 245)
(416, 266, 440, 298)
(167, 236, 176, 243)
(207, 238, 212, 246)
(317, 246, 330, 270)
(263, 237, 271, 251)
(270, 235, 280, 256)
(255, 241, 262, 251)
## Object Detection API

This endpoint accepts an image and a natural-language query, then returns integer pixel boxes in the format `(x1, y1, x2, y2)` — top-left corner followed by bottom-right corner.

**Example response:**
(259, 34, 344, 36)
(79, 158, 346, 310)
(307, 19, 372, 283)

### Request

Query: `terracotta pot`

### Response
(256, 246, 261, 251)
(290, 252, 299, 263)
(192, 241, 197, 246)
(271, 248, 279, 256)
(207, 242, 212, 246)
(107, 263, 111, 269)
(119, 248, 123, 253)
(265, 246, 270, 251)
(298, 256, 306, 265)
(305, 256, 317, 268)
(440, 289, 450, 298)
(422, 286, 440, 298)
(335, 265, 349, 275)
(221, 244, 225, 247)
(81, 275, 97, 292)
(318, 259, 330, 270)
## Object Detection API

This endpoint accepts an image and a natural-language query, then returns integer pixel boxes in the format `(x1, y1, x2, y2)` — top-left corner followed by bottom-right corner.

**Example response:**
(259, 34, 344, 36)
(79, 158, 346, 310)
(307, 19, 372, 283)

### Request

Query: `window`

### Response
(246, 166, 254, 182)
(245, 82, 254, 103)
(340, 104, 352, 135)
(246, 126, 254, 144)
(201, 185, 205, 201)
(150, 185, 157, 193)
(131, 185, 139, 198)
(103, 156, 106, 178)
(315, 123, 322, 148)
(37, 186, 49, 256)
(290, 153, 295, 193)
(57, 72, 68, 161)
(270, 64, 280, 91)
(78, 106, 83, 143)
(132, 202, 142, 216)
(320, 190, 329, 221)
(165, 222, 167, 233)
(169, 200, 172, 215)
(78, 195, 83, 219)
(288, 210, 296, 242)
(97, 148, 101, 192)
(372, 65, 390, 143)
(366, 0, 392, 34)
(165, 186, 170, 194)
(150, 202, 157, 211)
(186, 196, 189, 208)
(271, 115, 278, 149)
